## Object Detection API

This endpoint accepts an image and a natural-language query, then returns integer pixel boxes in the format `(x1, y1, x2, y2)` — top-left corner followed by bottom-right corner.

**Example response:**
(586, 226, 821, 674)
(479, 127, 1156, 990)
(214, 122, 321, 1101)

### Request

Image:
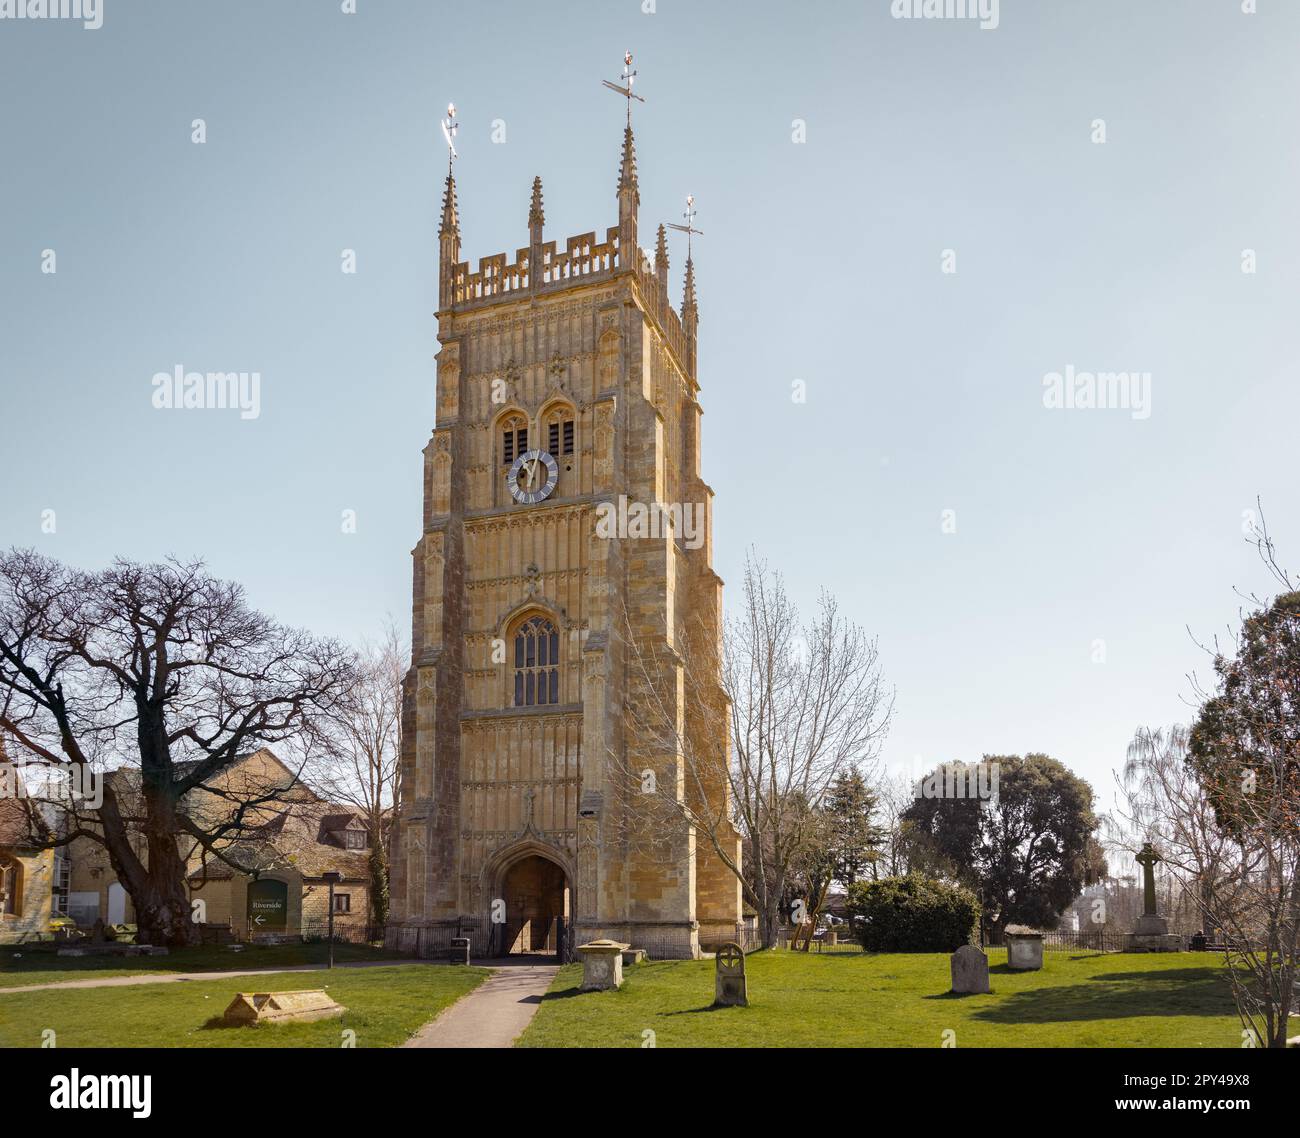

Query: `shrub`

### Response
(846, 875, 980, 952)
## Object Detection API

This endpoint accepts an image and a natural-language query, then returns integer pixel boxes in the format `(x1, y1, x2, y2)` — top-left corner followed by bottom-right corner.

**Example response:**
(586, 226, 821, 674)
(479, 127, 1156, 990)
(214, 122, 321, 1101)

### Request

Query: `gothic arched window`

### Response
(501, 414, 528, 466)
(513, 616, 559, 707)
(0, 858, 20, 918)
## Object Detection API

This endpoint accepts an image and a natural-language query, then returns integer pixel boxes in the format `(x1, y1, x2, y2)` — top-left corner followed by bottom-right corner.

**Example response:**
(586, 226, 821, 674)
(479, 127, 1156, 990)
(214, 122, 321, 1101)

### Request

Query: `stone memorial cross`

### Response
(1124, 841, 1183, 952)
(714, 941, 748, 1007)
(1136, 842, 1160, 916)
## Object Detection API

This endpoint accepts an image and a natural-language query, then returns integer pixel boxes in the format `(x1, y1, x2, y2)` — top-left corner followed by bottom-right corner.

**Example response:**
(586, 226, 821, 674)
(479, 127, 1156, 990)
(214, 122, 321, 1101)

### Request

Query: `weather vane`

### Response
(440, 102, 459, 174)
(667, 194, 703, 259)
(602, 50, 645, 127)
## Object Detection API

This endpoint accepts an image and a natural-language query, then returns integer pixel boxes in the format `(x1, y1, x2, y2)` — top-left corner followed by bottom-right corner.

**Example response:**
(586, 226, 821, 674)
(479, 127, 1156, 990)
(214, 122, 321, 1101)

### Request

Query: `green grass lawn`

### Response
(0, 941, 397, 989)
(0, 964, 488, 1048)
(517, 948, 1245, 1048)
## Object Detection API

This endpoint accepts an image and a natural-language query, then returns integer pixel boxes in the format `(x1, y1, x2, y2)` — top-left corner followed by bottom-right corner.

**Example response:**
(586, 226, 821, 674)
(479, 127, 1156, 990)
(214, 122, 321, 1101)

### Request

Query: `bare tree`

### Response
(0, 550, 356, 947)
(1110, 725, 1238, 936)
(617, 553, 892, 946)
(313, 620, 404, 926)
(875, 770, 922, 879)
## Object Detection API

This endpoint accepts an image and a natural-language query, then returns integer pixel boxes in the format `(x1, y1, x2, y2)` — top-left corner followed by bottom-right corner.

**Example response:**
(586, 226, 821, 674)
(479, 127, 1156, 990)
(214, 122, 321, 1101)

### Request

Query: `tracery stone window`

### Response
(513, 616, 559, 707)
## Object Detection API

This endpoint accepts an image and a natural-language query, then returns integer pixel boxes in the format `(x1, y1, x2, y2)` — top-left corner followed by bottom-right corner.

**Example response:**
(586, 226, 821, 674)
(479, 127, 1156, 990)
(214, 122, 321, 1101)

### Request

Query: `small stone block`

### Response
(1004, 926, 1044, 971)
(577, 939, 628, 991)
(221, 989, 346, 1026)
(1124, 933, 1184, 953)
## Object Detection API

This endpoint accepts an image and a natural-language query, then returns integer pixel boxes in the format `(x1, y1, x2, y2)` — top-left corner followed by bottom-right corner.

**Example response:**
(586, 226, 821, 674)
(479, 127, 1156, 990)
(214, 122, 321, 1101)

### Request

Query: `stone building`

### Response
(65, 748, 372, 941)
(0, 750, 64, 945)
(386, 108, 742, 959)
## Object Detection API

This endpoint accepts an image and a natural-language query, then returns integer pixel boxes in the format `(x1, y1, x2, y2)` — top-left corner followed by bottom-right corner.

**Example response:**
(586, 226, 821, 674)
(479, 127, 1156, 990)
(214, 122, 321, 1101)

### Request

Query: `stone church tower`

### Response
(386, 113, 742, 960)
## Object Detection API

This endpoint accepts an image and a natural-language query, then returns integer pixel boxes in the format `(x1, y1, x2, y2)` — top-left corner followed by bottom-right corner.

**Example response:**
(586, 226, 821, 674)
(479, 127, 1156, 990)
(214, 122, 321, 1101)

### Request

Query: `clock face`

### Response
(507, 449, 559, 505)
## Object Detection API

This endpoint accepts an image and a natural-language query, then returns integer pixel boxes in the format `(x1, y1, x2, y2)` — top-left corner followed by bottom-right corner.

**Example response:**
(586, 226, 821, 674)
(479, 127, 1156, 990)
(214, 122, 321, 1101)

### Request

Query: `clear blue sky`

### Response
(2, 0, 1297, 815)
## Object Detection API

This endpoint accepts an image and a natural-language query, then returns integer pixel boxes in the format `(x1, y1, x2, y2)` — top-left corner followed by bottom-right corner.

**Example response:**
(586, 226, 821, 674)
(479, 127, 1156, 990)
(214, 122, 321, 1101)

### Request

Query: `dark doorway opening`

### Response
(500, 855, 569, 956)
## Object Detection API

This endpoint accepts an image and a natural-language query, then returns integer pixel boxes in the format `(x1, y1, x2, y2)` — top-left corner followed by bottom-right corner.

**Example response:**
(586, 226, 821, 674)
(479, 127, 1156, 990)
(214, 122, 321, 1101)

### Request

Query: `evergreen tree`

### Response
(825, 768, 885, 886)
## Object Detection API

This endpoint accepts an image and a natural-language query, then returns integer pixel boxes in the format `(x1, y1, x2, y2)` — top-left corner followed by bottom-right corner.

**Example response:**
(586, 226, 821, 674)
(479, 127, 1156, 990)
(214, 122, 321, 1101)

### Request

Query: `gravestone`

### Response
(714, 942, 748, 1007)
(950, 944, 990, 994)
(1124, 843, 1184, 952)
(1004, 926, 1044, 971)
(577, 939, 627, 991)
(221, 989, 346, 1026)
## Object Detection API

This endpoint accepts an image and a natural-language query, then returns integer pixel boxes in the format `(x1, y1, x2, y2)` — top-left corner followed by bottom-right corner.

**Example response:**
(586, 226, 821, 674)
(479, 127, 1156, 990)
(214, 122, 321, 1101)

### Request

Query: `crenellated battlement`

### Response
(448, 226, 621, 307)
(630, 245, 690, 373)
(436, 120, 696, 378)
(444, 216, 692, 376)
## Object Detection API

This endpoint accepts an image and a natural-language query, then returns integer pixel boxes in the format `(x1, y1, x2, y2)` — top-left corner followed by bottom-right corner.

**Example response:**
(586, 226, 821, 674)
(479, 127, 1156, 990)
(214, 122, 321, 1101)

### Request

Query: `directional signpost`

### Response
(246, 879, 288, 938)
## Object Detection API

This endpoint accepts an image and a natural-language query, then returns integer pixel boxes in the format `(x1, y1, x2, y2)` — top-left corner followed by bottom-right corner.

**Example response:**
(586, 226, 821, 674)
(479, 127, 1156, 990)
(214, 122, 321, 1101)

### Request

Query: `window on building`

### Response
(546, 413, 575, 457)
(333, 893, 351, 914)
(0, 859, 20, 917)
(513, 616, 560, 707)
(502, 417, 527, 465)
(344, 830, 366, 851)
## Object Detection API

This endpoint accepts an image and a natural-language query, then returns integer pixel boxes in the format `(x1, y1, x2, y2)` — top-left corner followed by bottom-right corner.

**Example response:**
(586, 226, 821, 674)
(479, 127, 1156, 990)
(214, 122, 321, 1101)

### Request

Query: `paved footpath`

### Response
(0, 958, 427, 995)
(404, 961, 560, 1049)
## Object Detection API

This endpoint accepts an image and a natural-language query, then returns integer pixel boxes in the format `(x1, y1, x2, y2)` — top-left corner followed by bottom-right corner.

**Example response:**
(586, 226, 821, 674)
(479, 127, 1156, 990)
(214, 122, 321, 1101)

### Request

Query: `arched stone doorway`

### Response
(500, 854, 569, 956)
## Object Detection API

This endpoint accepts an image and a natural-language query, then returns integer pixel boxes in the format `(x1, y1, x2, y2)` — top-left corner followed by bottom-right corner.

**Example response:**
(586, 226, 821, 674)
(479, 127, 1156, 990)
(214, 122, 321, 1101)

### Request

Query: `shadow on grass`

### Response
(537, 986, 587, 1002)
(970, 966, 1234, 1024)
(662, 1003, 737, 1017)
(1088, 968, 1231, 985)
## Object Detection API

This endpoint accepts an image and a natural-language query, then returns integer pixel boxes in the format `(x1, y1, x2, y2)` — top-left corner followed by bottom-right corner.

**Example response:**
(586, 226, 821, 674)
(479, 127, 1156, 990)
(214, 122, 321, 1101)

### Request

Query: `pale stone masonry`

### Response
(386, 117, 742, 959)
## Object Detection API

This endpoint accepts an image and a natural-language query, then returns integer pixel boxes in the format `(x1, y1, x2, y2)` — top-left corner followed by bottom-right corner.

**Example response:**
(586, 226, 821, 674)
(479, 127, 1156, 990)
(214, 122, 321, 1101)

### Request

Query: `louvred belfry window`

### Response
(502, 417, 527, 465)
(546, 413, 575, 457)
(513, 616, 560, 707)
